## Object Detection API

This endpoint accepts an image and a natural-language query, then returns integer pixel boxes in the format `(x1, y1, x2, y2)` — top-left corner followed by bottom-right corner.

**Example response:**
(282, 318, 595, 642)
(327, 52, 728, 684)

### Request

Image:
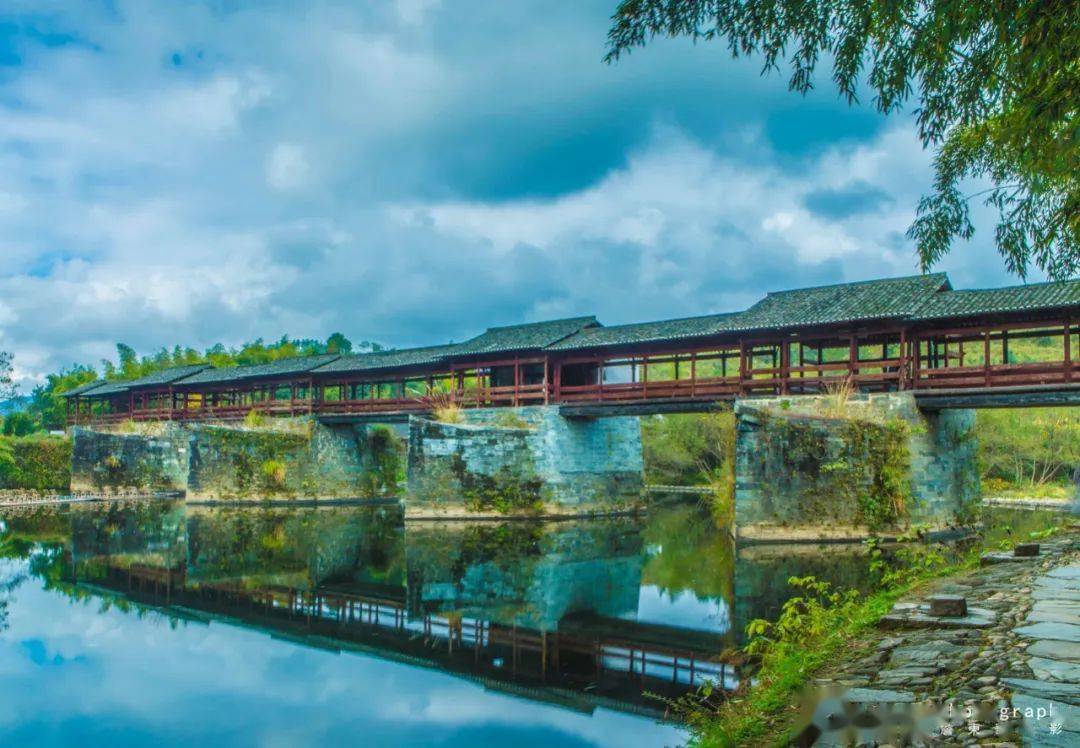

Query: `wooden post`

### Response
(984, 328, 991, 387)
(543, 358, 550, 404)
(514, 357, 520, 406)
(1065, 318, 1072, 382)
(738, 340, 747, 393)
(848, 336, 858, 380)
(690, 351, 697, 397)
(779, 340, 790, 394)
(898, 329, 908, 390)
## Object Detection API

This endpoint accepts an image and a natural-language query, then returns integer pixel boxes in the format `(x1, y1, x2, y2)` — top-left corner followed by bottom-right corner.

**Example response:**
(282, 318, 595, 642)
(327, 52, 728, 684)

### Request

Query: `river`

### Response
(0, 499, 1036, 746)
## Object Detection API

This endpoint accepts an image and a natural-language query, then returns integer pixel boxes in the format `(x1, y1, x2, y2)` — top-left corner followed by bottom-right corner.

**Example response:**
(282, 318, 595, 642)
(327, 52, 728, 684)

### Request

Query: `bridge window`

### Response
(521, 363, 545, 385)
(561, 362, 598, 387)
(602, 359, 636, 384)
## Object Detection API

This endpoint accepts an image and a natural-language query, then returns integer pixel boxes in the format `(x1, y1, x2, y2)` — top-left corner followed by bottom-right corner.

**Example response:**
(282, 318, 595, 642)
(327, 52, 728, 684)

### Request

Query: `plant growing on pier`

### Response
(418, 389, 464, 424)
(490, 411, 532, 429)
(259, 459, 287, 490)
(823, 375, 855, 418)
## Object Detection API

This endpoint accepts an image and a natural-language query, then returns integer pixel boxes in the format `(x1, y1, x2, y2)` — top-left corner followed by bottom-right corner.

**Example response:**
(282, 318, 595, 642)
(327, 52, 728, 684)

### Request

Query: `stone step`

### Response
(1029, 656, 1080, 683)
(1028, 605, 1080, 626)
(1027, 639, 1080, 663)
(1003, 678, 1080, 707)
(1034, 582, 1080, 601)
(1016, 621, 1080, 643)
(1047, 566, 1080, 581)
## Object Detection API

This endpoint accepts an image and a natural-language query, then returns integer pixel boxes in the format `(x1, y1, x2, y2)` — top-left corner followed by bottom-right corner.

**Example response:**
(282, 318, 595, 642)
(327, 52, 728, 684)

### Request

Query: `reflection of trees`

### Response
(187, 506, 403, 590)
(0, 530, 42, 632)
(640, 504, 734, 602)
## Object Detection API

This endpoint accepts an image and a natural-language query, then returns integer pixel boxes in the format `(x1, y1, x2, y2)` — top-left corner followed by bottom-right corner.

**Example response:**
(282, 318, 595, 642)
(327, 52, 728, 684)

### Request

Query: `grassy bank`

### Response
(682, 511, 1067, 747)
(978, 407, 1079, 499)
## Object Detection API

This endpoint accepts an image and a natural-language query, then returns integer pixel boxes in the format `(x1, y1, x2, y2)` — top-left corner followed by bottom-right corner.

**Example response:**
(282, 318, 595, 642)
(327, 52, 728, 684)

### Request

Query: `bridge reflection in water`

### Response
(54, 500, 873, 717)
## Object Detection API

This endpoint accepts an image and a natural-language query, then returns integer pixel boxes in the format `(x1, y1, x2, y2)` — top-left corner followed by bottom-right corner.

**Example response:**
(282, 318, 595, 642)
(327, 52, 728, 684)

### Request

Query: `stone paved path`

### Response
(1010, 563, 1080, 747)
(809, 532, 1080, 746)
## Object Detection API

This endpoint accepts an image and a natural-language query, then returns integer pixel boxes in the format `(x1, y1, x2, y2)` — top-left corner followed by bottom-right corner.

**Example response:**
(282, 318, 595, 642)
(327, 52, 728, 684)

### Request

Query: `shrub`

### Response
(0, 434, 72, 490)
(1, 411, 38, 437)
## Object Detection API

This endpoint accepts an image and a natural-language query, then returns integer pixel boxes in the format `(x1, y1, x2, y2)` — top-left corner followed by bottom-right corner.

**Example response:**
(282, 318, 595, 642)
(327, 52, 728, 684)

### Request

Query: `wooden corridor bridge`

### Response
(65, 273, 1080, 424)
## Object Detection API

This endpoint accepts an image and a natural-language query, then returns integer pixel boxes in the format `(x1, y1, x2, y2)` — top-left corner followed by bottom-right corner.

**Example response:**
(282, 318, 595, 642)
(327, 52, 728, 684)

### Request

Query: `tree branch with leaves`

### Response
(606, 0, 1079, 279)
(0, 351, 16, 402)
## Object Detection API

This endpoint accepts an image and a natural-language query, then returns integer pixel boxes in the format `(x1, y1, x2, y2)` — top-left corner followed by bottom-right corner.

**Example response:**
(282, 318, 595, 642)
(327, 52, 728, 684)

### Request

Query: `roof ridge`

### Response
(933, 277, 1080, 295)
(482, 314, 597, 332)
(568, 309, 739, 333)
(761, 272, 949, 297)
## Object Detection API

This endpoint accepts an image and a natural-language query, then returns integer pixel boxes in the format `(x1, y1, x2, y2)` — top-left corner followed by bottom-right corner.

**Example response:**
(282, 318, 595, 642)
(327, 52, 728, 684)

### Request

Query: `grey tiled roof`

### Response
(174, 355, 340, 387)
(913, 278, 1080, 321)
(83, 364, 214, 397)
(547, 312, 740, 351)
(61, 380, 111, 398)
(312, 344, 463, 375)
(452, 316, 599, 357)
(65, 273, 1080, 396)
(729, 273, 952, 331)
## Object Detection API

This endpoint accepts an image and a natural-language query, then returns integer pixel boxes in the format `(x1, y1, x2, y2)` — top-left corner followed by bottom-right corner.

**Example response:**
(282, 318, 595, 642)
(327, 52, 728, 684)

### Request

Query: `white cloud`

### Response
(395, 124, 929, 268)
(0, 2, 1025, 391)
(266, 143, 311, 191)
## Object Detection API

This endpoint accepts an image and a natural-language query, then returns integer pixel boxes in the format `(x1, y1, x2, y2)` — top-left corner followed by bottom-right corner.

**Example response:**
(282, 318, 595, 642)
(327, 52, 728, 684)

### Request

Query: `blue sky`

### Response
(0, 1, 1039, 388)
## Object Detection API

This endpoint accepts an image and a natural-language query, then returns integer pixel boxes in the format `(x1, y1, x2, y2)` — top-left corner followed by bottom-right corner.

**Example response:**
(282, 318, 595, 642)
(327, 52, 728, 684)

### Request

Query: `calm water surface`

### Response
(0, 499, 898, 747)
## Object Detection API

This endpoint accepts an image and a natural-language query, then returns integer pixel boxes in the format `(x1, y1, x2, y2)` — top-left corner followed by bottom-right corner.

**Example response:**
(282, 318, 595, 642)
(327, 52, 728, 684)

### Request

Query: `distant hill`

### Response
(0, 396, 30, 416)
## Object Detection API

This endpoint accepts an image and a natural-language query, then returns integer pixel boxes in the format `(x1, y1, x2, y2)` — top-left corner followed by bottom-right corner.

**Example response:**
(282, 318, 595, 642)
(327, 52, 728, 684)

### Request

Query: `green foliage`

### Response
(606, 0, 1080, 278)
(243, 409, 266, 429)
(680, 510, 1066, 746)
(100, 334, 371, 381)
(358, 425, 406, 497)
(0, 435, 72, 490)
(641, 411, 735, 485)
(26, 364, 97, 431)
(2, 411, 36, 437)
(977, 407, 1080, 492)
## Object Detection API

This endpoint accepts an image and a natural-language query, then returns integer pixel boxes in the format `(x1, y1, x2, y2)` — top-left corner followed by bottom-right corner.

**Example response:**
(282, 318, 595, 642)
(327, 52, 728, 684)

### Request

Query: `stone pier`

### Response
(70, 420, 403, 500)
(70, 405, 645, 514)
(406, 405, 644, 516)
(733, 392, 981, 539)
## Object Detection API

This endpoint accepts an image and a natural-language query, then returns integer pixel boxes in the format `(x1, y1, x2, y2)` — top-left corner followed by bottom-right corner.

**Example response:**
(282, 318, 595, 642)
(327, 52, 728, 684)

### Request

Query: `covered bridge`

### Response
(65, 273, 1080, 424)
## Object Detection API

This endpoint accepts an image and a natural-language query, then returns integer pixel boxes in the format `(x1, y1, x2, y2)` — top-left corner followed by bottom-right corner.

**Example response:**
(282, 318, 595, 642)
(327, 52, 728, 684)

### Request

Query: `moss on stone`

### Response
(754, 412, 913, 530)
